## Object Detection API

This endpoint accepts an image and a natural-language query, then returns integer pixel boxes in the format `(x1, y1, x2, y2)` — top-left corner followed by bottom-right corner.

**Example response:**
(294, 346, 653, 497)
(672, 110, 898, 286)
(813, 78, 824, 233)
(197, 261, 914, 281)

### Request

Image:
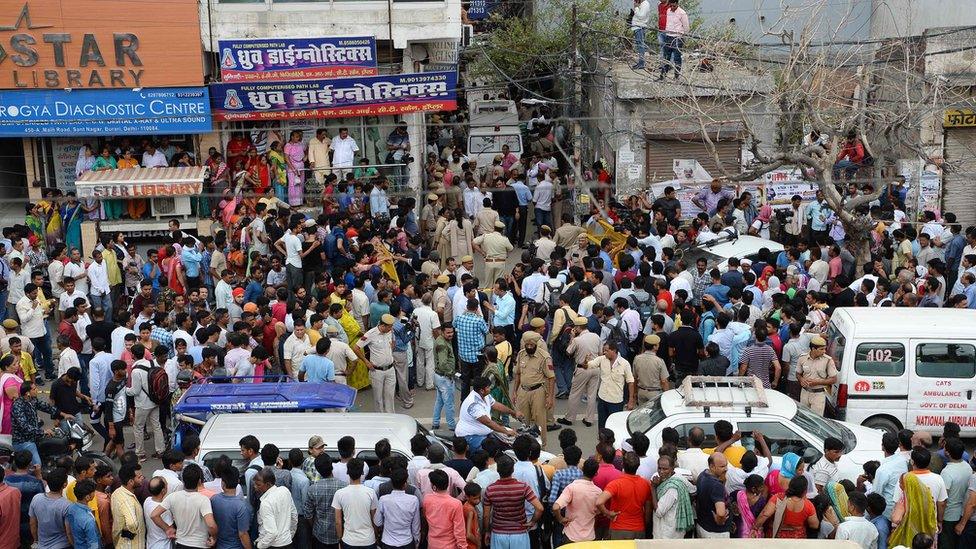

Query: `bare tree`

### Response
(660, 0, 974, 261)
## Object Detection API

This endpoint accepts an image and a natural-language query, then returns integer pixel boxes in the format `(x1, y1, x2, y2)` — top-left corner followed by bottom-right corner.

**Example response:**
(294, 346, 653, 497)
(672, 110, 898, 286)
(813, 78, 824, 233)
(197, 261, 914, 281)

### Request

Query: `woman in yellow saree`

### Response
(335, 297, 369, 390)
(889, 471, 937, 548)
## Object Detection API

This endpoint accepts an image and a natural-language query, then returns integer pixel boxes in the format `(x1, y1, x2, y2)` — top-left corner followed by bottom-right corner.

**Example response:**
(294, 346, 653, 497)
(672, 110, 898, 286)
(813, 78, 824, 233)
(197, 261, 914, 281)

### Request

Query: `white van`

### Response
(467, 99, 523, 168)
(827, 307, 976, 435)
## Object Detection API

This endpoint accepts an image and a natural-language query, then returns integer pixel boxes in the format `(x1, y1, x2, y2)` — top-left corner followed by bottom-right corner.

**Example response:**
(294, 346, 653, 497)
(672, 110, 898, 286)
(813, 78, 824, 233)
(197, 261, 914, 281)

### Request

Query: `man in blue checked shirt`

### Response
(454, 297, 489, 398)
(149, 313, 175, 358)
(180, 237, 204, 291)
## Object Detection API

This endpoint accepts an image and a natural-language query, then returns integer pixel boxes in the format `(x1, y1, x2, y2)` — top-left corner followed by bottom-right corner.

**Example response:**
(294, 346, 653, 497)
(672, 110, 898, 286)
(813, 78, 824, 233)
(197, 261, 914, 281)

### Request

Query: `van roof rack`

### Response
(680, 376, 769, 414)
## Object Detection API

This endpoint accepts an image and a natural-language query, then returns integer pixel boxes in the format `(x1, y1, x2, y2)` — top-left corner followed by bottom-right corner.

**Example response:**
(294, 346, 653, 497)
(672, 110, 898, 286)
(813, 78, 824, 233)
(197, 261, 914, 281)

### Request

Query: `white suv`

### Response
(606, 377, 885, 482)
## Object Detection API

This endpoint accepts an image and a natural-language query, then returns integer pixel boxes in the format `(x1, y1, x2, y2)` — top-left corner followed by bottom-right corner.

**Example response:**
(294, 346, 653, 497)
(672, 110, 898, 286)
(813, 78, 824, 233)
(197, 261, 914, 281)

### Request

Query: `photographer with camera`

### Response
(391, 302, 416, 409)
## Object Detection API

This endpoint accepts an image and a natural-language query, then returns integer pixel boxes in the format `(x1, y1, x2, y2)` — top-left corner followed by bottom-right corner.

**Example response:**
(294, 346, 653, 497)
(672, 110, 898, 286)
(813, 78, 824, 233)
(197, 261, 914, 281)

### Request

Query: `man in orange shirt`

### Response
(596, 452, 654, 539)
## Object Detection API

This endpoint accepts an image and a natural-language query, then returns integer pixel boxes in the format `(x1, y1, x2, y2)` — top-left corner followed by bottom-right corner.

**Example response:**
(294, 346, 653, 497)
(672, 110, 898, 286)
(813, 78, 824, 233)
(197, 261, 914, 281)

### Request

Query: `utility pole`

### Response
(570, 3, 586, 222)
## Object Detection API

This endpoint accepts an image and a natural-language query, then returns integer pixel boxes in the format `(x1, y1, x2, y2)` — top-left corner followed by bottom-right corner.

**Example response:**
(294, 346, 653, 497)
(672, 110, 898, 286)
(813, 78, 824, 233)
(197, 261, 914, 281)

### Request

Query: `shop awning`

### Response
(75, 167, 209, 199)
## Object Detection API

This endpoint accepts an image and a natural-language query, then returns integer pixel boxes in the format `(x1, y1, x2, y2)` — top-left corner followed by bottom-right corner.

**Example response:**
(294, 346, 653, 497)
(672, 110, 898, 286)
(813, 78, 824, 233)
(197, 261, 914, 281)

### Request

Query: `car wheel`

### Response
(863, 416, 900, 435)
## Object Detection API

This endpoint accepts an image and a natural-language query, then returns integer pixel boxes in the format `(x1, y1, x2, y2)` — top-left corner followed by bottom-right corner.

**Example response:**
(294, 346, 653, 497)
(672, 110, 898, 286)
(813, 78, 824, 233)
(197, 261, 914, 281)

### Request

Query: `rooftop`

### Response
(607, 57, 775, 100)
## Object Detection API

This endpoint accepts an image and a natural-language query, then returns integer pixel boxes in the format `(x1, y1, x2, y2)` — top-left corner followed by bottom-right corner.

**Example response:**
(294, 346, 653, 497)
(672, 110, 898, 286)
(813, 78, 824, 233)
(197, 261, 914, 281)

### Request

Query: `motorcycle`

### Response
(0, 418, 115, 473)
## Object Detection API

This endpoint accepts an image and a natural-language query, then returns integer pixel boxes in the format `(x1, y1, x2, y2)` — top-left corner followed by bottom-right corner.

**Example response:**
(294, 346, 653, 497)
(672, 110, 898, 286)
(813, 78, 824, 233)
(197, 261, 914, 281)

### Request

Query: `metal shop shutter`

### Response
(944, 128, 976, 227)
(644, 139, 742, 183)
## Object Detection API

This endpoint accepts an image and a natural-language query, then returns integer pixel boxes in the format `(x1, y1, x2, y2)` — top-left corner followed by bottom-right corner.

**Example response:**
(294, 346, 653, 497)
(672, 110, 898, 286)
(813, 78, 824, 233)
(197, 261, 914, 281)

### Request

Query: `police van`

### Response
(467, 99, 523, 169)
(827, 307, 976, 435)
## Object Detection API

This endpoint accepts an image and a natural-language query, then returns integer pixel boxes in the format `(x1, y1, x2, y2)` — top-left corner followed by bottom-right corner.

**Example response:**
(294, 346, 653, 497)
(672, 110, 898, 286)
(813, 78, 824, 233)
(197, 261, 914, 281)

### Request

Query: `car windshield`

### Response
(680, 248, 722, 270)
(627, 394, 667, 435)
(792, 406, 857, 451)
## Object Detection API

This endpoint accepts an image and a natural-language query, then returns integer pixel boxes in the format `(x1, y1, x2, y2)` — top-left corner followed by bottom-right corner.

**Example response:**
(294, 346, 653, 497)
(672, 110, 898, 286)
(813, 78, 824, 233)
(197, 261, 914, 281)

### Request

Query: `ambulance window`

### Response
(854, 343, 905, 376)
(915, 343, 976, 379)
(826, 323, 846, 367)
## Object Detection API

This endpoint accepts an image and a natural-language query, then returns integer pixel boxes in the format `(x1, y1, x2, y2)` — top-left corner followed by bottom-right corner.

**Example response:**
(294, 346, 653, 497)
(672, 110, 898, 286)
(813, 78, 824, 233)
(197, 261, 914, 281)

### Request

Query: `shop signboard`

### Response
(218, 37, 378, 82)
(209, 71, 458, 121)
(0, 0, 203, 89)
(0, 87, 212, 136)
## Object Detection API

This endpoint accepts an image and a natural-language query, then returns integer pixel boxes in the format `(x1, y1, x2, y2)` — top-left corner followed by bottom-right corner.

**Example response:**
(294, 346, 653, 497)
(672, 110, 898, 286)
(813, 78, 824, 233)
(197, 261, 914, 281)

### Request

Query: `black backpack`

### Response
(534, 465, 554, 549)
(630, 293, 655, 325)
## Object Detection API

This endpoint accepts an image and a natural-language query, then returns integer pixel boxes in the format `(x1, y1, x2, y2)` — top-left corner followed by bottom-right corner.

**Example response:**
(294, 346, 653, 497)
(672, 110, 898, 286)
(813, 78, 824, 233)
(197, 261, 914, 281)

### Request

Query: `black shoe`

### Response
(546, 423, 562, 431)
(582, 420, 593, 427)
(45, 373, 57, 380)
(557, 418, 573, 426)
(34, 377, 44, 387)
(556, 392, 569, 400)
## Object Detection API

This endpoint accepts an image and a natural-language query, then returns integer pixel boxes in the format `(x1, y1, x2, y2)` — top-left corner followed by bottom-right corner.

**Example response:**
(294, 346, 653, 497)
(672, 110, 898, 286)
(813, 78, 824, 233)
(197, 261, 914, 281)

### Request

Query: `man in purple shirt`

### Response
(692, 179, 735, 216)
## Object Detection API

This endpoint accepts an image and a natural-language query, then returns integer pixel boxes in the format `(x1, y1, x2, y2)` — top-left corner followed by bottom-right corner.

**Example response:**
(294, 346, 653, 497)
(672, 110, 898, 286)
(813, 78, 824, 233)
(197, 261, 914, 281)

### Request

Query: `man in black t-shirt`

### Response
(50, 367, 92, 428)
(443, 437, 474, 480)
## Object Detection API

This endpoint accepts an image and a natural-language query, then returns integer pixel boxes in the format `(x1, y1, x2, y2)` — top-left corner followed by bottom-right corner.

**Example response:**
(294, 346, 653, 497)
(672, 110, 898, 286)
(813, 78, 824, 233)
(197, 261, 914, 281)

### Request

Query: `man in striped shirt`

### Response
(483, 454, 544, 549)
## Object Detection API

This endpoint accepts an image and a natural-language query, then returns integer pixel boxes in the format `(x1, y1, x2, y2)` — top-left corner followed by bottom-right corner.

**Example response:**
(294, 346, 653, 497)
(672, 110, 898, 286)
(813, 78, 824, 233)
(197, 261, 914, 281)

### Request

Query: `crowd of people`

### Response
(0, 119, 973, 549)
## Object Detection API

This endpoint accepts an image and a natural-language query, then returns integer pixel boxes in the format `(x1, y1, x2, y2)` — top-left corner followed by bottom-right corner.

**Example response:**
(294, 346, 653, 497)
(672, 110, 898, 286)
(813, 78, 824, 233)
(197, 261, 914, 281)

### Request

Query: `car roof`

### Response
(198, 412, 419, 455)
(832, 307, 976, 339)
(658, 385, 798, 418)
(707, 235, 785, 258)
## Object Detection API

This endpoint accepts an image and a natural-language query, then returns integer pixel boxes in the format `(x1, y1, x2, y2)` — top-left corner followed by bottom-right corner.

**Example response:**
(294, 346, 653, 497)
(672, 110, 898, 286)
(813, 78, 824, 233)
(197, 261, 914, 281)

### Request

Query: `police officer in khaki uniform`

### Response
(421, 193, 440, 248)
(521, 326, 559, 430)
(633, 334, 670, 404)
(796, 335, 838, 415)
(559, 317, 602, 427)
(433, 274, 452, 324)
(513, 333, 555, 445)
(472, 221, 514, 286)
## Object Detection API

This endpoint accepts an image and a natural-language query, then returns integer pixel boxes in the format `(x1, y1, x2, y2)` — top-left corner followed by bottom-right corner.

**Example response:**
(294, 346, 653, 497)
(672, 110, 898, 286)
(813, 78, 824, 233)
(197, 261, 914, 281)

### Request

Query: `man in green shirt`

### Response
(432, 324, 457, 430)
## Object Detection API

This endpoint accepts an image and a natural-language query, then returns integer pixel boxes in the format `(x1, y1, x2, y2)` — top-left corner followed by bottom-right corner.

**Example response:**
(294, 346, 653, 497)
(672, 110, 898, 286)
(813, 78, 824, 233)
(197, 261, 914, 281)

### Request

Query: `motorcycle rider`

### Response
(11, 380, 57, 466)
(455, 376, 523, 452)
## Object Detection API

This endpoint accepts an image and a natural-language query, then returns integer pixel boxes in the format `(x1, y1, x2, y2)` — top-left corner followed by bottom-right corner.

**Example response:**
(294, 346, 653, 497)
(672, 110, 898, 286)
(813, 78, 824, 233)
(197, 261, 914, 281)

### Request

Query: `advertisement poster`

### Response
(761, 168, 819, 210)
(218, 37, 378, 82)
(0, 87, 212, 136)
(52, 137, 86, 190)
(209, 71, 458, 121)
(918, 169, 941, 215)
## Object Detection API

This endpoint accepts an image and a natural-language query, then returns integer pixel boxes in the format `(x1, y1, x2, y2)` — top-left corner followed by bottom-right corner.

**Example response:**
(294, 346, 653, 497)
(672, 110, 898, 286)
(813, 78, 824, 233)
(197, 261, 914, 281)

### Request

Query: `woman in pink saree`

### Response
(738, 474, 767, 537)
(283, 130, 306, 206)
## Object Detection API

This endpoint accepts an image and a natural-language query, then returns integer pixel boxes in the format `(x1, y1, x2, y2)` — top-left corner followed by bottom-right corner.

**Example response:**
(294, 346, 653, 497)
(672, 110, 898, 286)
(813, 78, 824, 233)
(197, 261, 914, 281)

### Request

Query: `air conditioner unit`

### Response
(151, 196, 192, 217)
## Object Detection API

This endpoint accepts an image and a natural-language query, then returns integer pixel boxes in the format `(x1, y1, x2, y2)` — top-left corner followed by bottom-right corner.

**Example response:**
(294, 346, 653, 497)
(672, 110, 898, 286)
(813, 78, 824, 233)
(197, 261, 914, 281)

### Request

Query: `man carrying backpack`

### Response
(126, 343, 168, 460)
(548, 294, 580, 399)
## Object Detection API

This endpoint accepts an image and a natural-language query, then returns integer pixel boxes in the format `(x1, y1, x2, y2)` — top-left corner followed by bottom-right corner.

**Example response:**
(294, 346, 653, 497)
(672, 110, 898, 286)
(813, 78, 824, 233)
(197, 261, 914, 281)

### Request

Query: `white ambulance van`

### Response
(827, 307, 976, 435)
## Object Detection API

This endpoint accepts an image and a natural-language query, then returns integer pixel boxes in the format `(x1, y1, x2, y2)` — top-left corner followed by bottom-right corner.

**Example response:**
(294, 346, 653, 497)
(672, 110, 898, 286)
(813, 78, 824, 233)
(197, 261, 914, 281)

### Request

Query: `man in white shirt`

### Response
(462, 179, 484, 219)
(142, 143, 169, 168)
(631, 0, 652, 69)
(87, 249, 112, 321)
(307, 128, 332, 186)
(275, 218, 305, 294)
(5, 258, 29, 320)
(282, 323, 313, 380)
(331, 459, 378, 549)
(412, 293, 440, 390)
(836, 492, 880, 549)
(249, 205, 271, 256)
(676, 427, 710, 479)
(253, 468, 299, 549)
(329, 127, 360, 174)
(532, 178, 554, 234)
(63, 248, 89, 295)
(58, 278, 88, 313)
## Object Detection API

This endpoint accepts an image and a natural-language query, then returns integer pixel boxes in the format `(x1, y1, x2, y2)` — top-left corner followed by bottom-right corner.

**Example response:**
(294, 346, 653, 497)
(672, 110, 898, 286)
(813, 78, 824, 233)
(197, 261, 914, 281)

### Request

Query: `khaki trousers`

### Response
(484, 259, 507, 287)
(369, 367, 397, 413)
(801, 389, 827, 415)
(516, 386, 548, 445)
(565, 366, 600, 423)
(416, 344, 435, 389)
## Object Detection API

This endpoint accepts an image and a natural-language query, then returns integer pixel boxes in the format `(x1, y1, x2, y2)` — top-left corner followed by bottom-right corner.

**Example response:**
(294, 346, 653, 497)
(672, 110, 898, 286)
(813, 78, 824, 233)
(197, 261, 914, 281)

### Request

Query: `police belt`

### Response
(486, 257, 507, 262)
(521, 383, 543, 391)
(637, 384, 662, 392)
(803, 387, 826, 393)
(373, 364, 394, 371)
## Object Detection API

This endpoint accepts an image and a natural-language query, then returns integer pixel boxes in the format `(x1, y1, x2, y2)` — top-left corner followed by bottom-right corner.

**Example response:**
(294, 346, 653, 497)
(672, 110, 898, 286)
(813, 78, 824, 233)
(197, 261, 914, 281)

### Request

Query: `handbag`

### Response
(770, 495, 789, 538)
